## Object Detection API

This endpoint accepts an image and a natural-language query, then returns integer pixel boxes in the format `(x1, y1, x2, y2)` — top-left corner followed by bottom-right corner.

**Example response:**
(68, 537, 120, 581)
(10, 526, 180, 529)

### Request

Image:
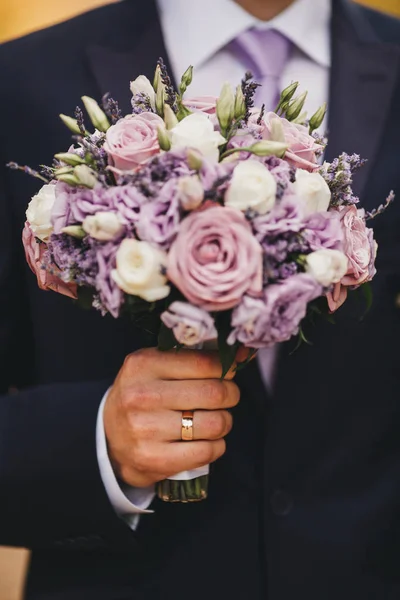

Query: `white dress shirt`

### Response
(96, 0, 332, 530)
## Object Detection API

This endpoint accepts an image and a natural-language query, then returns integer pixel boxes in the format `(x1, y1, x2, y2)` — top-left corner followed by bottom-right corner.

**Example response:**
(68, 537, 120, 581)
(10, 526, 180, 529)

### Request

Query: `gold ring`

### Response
(181, 410, 194, 441)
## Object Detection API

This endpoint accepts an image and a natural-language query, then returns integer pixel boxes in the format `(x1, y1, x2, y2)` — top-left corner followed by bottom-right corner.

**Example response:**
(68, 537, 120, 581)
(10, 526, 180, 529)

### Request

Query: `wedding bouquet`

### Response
(11, 59, 393, 503)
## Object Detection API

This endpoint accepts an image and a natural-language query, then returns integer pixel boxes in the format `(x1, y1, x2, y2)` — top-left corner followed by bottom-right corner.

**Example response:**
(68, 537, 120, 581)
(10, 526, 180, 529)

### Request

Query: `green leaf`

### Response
(236, 348, 258, 372)
(158, 322, 179, 352)
(75, 286, 94, 310)
(359, 282, 373, 321)
(290, 326, 312, 355)
(124, 294, 155, 315)
(216, 311, 238, 380)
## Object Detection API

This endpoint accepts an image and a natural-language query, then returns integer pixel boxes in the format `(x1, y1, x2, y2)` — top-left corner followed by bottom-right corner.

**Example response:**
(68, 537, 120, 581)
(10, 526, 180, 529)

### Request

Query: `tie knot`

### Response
(230, 28, 292, 81)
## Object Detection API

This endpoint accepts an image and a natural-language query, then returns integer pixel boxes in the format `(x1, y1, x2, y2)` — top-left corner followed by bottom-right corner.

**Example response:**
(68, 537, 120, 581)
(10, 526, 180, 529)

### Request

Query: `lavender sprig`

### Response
(320, 152, 367, 207)
(241, 72, 261, 123)
(40, 165, 56, 181)
(79, 137, 112, 185)
(102, 94, 123, 124)
(131, 92, 154, 115)
(157, 57, 178, 113)
(7, 162, 50, 183)
(312, 131, 328, 158)
(366, 191, 395, 220)
(74, 107, 87, 136)
(257, 104, 266, 126)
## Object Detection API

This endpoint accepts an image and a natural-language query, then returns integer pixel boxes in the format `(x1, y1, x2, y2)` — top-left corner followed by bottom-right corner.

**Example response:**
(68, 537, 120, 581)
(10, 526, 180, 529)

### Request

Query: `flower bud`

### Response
(55, 166, 74, 177)
(217, 83, 235, 131)
(234, 85, 246, 120)
(309, 102, 327, 133)
(54, 153, 86, 166)
(81, 96, 110, 133)
(156, 84, 166, 117)
(248, 141, 288, 158)
(179, 65, 194, 95)
(153, 64, 162, 92)
(74, 165, 98, 188)
(59, 114, 82, 135)
(268, 117, 286, 143)
(157, 126, 171, 151)
(177, 175, 204, 210)
(83, 211, 124, 241)
(163, 104, 179, 129)
(57, 173, 80, 186)
(285, 91, 308, 122)
(186, 149, 203, 171)
(293, 112, 308, 125)
(278, 82, 299, 106)
(61, 225, 86, 239)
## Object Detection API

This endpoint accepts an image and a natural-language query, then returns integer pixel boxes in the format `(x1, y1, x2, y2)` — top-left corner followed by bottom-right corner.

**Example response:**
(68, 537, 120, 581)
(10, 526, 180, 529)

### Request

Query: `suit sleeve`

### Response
(0, 160, 139, 552)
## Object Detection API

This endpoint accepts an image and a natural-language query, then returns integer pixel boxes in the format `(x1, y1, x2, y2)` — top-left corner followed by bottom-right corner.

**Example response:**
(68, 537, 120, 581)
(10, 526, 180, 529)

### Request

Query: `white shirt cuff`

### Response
(96, 390, 155, 530)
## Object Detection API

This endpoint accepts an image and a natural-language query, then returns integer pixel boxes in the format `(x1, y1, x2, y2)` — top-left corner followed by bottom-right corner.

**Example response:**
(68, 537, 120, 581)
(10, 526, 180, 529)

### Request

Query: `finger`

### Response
(148, 409, 233, 441)
(155, 379, 240, 411)
(235, 346, 258, 364)
(156, 439, 226, 478)
(130, 348, 236, 381)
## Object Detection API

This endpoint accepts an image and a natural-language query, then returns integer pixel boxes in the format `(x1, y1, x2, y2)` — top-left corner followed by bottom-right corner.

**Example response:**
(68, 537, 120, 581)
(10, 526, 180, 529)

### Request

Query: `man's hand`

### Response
(103, 348, 240, 488)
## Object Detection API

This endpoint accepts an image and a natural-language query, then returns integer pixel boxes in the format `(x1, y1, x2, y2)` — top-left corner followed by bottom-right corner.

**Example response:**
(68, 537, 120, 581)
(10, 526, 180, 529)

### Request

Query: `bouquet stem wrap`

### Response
(156, 468, 209, 503)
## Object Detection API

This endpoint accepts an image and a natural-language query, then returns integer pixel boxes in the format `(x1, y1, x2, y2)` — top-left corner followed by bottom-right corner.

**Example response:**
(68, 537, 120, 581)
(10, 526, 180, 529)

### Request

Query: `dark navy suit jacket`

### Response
(0, 1, 399, 598)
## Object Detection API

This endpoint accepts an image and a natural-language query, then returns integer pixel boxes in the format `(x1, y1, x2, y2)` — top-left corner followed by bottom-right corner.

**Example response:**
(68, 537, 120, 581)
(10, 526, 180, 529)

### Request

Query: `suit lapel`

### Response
(326, 0, 400, 204)
(85, 0, 172, 115)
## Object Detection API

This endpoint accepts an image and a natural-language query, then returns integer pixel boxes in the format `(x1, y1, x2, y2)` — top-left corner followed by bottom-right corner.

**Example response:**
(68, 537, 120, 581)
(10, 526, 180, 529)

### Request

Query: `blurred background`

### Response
(0, 0, 399, 42)
(0, 0, 399, 598)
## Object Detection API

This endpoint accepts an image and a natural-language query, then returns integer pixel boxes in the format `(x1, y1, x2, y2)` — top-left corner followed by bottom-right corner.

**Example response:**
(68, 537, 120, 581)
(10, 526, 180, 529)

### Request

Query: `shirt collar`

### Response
(157, 0, 332, 79)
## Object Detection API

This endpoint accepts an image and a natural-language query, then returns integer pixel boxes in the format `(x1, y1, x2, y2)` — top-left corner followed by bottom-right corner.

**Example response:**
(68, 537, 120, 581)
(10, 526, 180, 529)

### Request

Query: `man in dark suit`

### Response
(0, 0, 399, 599)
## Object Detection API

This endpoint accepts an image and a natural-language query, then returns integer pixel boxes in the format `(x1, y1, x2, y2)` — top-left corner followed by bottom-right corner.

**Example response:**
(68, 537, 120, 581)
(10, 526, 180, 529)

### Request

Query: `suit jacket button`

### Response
(270, 489, 293, 516)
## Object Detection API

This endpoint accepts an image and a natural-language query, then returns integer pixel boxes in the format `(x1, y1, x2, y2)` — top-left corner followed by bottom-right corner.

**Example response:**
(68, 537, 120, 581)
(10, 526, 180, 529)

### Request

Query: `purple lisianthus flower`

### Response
(52, 183, 113, 233)
(199, 159, 235, 194)
(135, 179, 181, 250)
(161, 301, 217, 347)
(304, 211, 344, 251)
(48, 234, 98, 287)
(106, 185, 148, 226)
(263, 156, 295, 186)
(253, 196, 304, 238)
(48, 233, 124, 317)
(92, 240, 124, 318)
(227, 130, 258, 158)
(228, 274, 322, 348)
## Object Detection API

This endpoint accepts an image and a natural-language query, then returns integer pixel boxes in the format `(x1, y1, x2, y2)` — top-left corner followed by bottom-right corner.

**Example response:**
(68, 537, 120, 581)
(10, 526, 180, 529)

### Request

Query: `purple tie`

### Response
(229, 28, 292, 111)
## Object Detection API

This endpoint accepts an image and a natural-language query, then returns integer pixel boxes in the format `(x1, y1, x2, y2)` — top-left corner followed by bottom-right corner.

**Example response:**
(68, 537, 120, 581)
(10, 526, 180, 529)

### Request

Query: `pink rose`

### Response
(104, 112, 164, 171)
(340, 205, 377, 286)
(183, 96, 217, 115)
(22, 222, 77, 299)
(326, 282, 348, 313)
(261, 112, 322, 172)
(167, 206, 263, 311)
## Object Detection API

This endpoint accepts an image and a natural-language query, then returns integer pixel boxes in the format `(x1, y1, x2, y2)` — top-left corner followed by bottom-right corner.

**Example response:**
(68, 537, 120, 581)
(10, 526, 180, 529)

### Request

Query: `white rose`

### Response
(225, 160, 277, 215)
(83, 211, 124, 241)
(293, 169, 331, 214)
(112, 239, 170, 302)
(26, 184, 56, 242)
(306, 249, 348, 287)
(169, 113, 226, 162)
(130, 75, 156, 111)
(177, 175, 204, 211)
